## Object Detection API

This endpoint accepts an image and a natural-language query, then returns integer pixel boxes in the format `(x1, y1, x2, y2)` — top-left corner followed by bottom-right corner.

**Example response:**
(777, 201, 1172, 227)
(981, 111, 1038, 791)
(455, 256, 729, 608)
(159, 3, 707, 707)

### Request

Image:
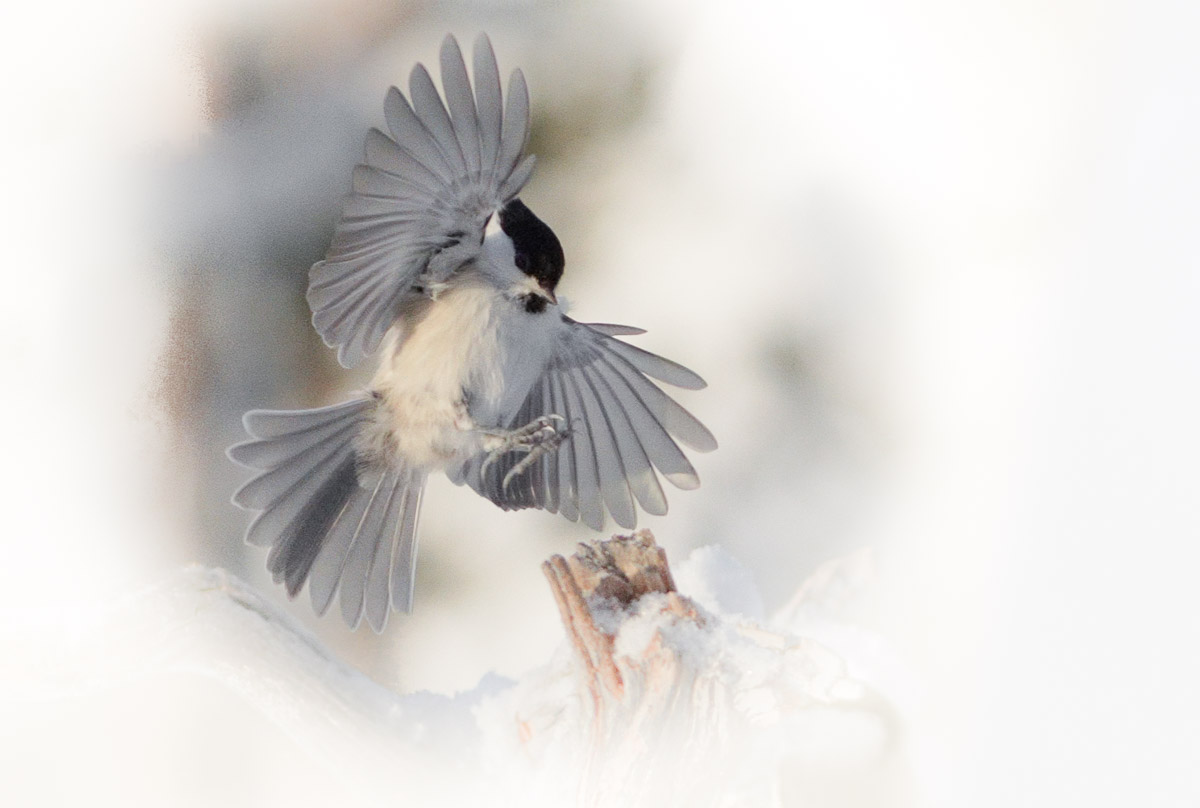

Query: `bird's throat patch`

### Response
(520, 293, 548, 314)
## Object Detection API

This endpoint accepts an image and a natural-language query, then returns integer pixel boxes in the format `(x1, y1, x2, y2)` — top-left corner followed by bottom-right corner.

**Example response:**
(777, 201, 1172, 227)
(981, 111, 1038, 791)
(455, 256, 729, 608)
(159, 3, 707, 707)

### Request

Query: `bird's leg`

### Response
(479, 415, 569, 487)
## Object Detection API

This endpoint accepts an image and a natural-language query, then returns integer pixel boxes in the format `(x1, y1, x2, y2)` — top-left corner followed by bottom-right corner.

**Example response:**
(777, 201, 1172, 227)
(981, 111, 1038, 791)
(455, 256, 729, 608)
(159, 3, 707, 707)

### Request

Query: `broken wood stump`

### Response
(541, 529, 721, 805)
(536, 532, 893, 806)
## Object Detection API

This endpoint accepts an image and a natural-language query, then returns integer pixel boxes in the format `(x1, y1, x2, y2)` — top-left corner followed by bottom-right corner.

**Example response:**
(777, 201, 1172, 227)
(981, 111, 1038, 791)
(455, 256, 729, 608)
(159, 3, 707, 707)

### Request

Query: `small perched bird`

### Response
(230, 34, 716, 630)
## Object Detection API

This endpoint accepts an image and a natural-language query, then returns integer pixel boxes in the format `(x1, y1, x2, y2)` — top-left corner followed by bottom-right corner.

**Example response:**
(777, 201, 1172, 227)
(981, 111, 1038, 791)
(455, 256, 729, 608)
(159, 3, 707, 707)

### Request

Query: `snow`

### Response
(673, 544, 766, 621)
(5, 548, 905, 807)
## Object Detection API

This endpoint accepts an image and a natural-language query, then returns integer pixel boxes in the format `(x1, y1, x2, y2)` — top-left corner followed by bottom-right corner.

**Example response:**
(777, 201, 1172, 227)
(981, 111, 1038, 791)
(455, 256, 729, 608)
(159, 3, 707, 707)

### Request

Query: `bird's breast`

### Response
(366, 280, 556, 470)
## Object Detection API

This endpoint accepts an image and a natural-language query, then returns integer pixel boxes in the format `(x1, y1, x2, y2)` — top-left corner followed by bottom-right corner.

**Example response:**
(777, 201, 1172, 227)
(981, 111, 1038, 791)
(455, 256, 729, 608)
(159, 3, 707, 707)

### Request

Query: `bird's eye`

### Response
(515, 253, 529, 271)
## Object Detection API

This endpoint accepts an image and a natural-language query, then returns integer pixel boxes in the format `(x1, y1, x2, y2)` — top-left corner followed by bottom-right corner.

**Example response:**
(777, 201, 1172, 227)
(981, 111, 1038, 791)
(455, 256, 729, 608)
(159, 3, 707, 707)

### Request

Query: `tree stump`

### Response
(541, 530, 732, 805)
(542, 529, 688, 701)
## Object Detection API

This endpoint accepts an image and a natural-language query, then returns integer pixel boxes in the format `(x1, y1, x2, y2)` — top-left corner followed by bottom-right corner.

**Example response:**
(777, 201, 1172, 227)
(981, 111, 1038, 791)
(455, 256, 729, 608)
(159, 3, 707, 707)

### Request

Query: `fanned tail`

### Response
(229, 397, 426, 631)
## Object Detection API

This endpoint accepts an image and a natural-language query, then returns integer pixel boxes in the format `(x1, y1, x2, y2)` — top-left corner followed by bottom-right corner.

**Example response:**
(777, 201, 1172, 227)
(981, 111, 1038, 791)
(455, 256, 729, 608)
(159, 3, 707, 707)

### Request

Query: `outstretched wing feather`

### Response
(308, 35, 534, 367)
(468, 321, 713, 529)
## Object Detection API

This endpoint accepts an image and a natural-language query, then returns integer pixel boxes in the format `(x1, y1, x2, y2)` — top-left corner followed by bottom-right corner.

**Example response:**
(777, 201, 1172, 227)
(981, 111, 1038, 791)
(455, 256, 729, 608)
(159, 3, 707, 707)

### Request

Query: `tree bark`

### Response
(542, 530, 741, 806)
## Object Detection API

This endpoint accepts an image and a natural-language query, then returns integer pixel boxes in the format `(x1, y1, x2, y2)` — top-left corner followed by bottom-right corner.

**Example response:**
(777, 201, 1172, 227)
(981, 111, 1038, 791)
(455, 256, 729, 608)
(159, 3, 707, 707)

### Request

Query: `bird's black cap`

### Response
(499, 198, 565, 294)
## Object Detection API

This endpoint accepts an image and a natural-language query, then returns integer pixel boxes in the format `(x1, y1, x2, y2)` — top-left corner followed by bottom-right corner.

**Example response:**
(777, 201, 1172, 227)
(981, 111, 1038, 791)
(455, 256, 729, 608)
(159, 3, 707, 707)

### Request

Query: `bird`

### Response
(229, 34, 716, 631)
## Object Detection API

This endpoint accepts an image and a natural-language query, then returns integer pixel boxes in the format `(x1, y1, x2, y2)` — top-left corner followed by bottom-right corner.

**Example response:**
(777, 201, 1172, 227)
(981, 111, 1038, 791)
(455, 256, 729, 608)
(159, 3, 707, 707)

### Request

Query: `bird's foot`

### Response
(480, 415, 569, 489)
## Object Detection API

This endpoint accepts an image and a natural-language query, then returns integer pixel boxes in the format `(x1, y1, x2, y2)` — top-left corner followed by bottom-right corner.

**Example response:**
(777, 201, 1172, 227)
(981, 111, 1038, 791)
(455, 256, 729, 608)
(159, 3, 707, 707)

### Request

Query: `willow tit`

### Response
(229, 34, 716, 630)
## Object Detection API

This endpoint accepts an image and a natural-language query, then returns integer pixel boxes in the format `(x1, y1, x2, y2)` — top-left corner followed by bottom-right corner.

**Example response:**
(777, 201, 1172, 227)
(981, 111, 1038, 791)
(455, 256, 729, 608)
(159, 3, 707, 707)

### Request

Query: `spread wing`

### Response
(468, 319, 718, 530)
(308, 34, 536, 367)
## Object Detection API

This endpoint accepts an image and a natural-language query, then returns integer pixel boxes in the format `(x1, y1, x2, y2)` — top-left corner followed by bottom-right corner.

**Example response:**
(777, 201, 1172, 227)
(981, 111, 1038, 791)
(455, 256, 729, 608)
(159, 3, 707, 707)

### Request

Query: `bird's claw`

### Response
(480, 415, 570, 484)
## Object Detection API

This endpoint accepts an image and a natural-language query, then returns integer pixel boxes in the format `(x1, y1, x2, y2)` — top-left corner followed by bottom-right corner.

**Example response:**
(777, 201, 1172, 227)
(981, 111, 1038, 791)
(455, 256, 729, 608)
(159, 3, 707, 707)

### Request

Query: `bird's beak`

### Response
(540, 287, 558, 306)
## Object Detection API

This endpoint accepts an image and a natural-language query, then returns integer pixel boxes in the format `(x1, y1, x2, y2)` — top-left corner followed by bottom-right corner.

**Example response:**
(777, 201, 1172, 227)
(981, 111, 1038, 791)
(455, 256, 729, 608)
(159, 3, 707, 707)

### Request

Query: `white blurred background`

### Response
(3, 0, 1199, 805)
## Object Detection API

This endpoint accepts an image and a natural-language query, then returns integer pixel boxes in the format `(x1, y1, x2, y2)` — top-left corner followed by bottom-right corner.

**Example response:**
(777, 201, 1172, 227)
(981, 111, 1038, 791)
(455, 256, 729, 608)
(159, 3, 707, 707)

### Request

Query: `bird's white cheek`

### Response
(481, 229, 520, 279)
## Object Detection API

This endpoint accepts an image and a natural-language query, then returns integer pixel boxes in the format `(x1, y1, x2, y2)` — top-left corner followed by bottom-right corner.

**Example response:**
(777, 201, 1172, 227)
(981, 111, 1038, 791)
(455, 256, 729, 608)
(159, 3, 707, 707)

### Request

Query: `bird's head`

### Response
(497, 198, 564, 310)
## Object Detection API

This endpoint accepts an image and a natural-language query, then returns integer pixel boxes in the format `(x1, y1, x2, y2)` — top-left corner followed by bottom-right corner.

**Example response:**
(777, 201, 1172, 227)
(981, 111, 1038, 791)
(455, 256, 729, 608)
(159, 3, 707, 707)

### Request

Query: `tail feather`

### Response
(363, 476, 404, 632)
(242, 401, 367, 438)
(242, 441, 358, 546)
(364, 467, 422, 631)
(266, 454, 359, 595)
(230, 412, 361, 470)
(308, 477, 375, 616)
(337, 467, 398, 628)
(229, 397, 426, 631)
(232, 420, 358, 510)
(391, 476, 424, 612)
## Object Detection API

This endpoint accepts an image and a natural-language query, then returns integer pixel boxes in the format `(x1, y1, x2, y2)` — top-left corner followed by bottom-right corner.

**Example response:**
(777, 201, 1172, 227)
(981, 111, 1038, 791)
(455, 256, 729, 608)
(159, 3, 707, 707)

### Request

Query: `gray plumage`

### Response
(230, 34, 715, 631)
(308, 35, 534, 368)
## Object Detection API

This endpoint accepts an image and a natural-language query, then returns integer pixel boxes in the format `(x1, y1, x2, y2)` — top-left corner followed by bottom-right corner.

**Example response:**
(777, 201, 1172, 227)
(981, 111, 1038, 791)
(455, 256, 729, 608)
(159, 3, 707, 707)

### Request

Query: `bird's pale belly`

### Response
(365, 282, 552, 471)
